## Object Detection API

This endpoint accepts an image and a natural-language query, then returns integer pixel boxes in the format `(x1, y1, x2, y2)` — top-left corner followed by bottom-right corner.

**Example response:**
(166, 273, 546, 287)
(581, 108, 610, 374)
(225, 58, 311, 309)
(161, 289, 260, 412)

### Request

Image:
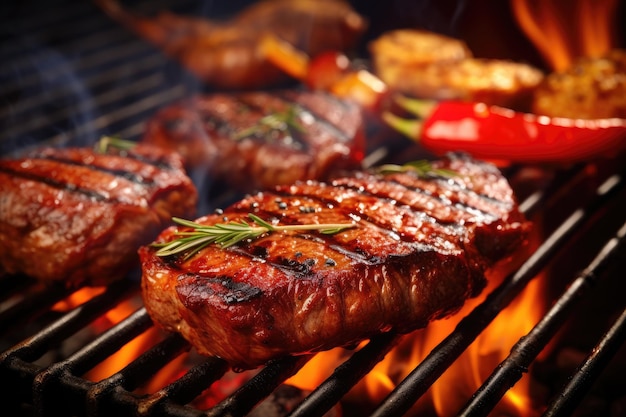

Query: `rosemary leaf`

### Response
(376, 160, 457, 178)
(152, 214, 355, 259)
(94, 135, 136, 154)
(235, 106, 304, 140)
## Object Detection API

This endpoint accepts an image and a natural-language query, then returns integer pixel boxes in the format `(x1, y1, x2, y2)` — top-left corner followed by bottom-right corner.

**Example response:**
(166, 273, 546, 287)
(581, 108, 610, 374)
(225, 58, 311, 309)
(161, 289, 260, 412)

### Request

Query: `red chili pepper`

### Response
(383, 96, 626, 164)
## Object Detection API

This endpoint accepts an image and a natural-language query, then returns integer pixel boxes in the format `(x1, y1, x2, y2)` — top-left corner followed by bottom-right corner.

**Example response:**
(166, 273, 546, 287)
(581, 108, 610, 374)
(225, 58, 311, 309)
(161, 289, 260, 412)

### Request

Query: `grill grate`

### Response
(1, 1, 626, 416)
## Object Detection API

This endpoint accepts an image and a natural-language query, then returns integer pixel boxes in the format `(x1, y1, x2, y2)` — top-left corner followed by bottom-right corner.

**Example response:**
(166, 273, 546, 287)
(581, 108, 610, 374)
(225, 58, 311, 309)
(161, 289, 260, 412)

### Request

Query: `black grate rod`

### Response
(456, 218, 626, 417)
(31, 306, 152, 416)
(542, 305, 626, 417)
(60, 307, 154, 376)
(541, 220, 626, 417)
(516, 164, 587, 218)
(287, 331, 400, 417)
(0, 282, 70, 334)
(369, 170, 625, 417)
(204, 354, 312, 417)
(0, 279, 135, 363)
(148, 354, 229, 407)
(85, 333, 187, 415)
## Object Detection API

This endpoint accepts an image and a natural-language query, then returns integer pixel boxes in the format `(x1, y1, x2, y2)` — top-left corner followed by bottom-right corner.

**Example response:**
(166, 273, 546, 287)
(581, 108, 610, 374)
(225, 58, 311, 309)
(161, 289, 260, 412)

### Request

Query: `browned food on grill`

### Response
(369, 29, 544, 110)
(142, 89, 366, 192)
(139, 154, 530, 369)
(532, 49, 626, 119)
(0, 143, 197, 287)
(96, 0, 367, 89)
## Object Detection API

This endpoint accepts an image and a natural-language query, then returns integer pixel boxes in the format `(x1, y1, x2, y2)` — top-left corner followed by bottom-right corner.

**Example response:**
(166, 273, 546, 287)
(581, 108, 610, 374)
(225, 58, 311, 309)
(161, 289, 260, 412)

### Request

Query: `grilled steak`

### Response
(140, 154, 529, 369)
(142, 89, 366, 192)
(0, 142, 197, 287)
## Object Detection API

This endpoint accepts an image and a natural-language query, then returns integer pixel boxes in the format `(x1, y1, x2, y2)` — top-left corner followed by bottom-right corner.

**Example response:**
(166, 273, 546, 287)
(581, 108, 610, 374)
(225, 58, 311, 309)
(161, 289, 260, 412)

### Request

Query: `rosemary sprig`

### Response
(235, 106, 304, 139)
(94, 135, 137, 154)
(376, 159, 457, 178)
(152, 213, 355, 259)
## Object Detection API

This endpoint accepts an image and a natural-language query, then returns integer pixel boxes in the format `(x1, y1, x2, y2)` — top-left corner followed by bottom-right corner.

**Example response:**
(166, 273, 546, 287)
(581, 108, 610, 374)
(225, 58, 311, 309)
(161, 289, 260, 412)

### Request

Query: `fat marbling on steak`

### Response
(0, 142, 197, 287)
(139, 154, 530, 369)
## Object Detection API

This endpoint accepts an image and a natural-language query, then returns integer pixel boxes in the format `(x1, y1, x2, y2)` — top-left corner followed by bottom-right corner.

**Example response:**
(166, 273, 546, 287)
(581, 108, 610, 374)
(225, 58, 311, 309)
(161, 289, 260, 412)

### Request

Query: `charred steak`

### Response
(139, 154, 529, 369)
(0, 142, 197, 287)
(142, 89, 365, 192)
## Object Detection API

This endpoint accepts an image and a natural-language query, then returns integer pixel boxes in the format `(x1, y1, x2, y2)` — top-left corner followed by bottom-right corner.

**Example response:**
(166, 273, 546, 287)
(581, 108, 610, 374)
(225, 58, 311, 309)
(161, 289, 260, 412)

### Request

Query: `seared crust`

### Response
(0, 143, 197, 286)
(139, 154, 529, 369)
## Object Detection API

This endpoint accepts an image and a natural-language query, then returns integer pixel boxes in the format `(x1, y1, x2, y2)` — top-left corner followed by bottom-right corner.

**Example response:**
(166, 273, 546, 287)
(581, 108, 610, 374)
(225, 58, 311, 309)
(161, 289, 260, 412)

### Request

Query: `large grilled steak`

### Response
(142, 89, 365, 192)
(0, 142, 197, 287)
(139, 154, 529, 369)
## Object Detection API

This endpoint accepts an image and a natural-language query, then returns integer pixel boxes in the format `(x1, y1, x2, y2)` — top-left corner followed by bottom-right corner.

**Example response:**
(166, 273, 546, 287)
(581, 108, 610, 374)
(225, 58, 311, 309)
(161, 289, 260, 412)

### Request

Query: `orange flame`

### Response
(51, 287, 105, 312)
(511, 0, 619, 71)
(53, 288, 260, 403)
(430, 276, 546, 417)
(285, 225, 545, 417)
(52, 288, 158, 382)
(55, 227, 545, 416)
(282, 267, 547, 416)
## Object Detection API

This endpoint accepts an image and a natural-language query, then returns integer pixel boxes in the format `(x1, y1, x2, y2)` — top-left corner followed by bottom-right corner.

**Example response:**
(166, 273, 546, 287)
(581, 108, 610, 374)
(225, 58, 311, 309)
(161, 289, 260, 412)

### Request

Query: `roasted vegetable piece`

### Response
(97, 0, 367, 89)
(304, 50, 351, 91)
(261, 35, 388, 111)
(369, 29, 544, 109)
(383, 96, 626, 164)
(532, 49, 626, 119)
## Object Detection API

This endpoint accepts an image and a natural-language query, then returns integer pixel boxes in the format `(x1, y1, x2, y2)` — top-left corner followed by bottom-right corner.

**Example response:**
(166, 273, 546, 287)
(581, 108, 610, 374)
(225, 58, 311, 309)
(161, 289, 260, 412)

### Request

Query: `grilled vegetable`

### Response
(532, 49, 626, 119)
(261, 34, 388, 112)
(383, 96, 626, 164)
(96, 0, 367, 89)
(369, 29, 544, 109)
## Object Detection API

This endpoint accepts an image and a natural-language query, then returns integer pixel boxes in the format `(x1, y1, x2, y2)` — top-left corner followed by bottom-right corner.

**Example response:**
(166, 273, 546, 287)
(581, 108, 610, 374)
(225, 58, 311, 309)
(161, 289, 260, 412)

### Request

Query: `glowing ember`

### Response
(511, 0, 620, 71)
(52, 288, 156, 382)
(51, 287, 105, 313)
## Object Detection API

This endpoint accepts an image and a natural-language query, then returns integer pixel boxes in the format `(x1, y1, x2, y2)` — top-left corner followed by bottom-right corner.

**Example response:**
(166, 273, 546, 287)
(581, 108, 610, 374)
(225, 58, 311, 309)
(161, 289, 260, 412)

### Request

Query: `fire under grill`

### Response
(1, 1, 626, 416)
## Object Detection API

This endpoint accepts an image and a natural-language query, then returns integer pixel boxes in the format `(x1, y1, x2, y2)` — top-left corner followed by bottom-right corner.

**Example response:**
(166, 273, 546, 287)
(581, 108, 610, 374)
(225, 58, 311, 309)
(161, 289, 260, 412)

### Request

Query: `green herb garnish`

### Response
(152, 214, 355, 259)
(376, 160, 457, 178)
(235, 106, 304, 140)
(94, 135, 136, 154)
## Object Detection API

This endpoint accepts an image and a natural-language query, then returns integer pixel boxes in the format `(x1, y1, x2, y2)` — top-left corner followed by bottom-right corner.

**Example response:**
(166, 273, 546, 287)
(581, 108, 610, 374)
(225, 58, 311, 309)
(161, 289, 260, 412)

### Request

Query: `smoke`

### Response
(0, 36, 98, 157)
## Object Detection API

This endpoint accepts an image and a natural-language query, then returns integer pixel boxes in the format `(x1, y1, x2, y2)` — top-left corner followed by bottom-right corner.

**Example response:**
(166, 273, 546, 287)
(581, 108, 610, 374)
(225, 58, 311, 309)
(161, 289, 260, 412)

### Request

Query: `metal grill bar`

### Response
(543, 305, 626, 417)
(32, 308, 153, 416)
(457, 218, 626, 416)
(1, 0, 197, 155)
(87, 332, 206, 417)
(0, 281, 69, 333)
(370, 170, 626, 417)
(2, 1, 626, 416)
(0, 280, 135, 415)
(288, 332, 400, 417)
(206, 355, 311, 417)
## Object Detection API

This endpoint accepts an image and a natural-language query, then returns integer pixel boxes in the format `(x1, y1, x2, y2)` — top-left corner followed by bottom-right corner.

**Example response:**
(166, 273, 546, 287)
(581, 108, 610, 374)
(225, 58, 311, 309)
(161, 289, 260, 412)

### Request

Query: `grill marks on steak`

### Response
(0, 144, 197, 286)
(142, 90, 365, 192)
(140, 154, 529, 369)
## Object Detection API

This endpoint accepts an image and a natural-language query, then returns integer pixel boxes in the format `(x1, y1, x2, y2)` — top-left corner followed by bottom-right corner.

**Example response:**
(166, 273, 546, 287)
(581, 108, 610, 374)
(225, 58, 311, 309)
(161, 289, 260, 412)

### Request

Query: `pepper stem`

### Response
(382, 111, 423, 141)
(394, 95, 437, 119)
